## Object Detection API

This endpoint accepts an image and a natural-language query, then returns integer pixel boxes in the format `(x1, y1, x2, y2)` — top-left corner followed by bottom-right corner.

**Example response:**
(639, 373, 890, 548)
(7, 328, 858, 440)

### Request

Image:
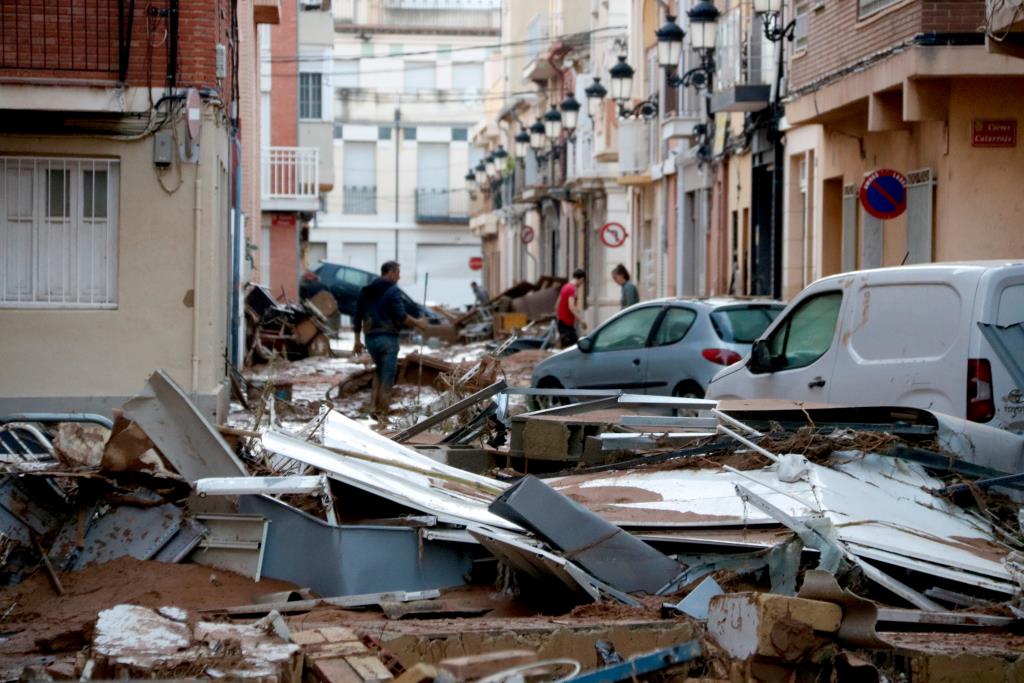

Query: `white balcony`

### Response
(261, 147, 320, 212)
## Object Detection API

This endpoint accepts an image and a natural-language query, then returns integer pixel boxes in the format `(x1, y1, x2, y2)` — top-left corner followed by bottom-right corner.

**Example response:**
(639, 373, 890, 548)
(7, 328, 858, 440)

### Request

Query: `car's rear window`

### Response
(710, 305, 784, 343)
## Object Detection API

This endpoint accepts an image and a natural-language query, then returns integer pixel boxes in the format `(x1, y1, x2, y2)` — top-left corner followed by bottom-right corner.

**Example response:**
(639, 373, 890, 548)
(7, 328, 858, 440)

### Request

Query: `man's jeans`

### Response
(365, 333, 400, 391)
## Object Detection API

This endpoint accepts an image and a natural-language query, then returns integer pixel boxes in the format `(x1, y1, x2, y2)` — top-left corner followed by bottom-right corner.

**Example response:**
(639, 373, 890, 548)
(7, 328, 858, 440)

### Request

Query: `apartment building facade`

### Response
(781, 0, 1024, 295)
(306, 0, 497, 309)
(0, 0, 271, 418)
(258, 0, 332, 302)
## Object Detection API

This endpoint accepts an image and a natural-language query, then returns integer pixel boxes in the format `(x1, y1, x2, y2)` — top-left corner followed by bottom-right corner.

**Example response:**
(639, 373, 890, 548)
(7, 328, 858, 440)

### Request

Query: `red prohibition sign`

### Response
(520, 226, 535, 245)
(599, 222, 628, 248)
(859, 169, 907, 220)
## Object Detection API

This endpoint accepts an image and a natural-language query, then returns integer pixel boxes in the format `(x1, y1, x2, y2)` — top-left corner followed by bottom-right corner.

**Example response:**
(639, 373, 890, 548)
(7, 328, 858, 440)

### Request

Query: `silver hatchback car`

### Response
(531, 298, 784, 398)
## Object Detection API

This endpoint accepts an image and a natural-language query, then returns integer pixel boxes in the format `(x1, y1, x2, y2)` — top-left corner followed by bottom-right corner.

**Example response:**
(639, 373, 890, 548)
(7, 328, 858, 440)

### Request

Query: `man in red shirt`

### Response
(555, 269, 586, 348)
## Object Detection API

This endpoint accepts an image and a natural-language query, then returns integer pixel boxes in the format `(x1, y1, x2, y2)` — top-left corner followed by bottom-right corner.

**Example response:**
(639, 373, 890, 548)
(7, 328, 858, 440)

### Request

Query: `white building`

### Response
(308, 0, 500, 308)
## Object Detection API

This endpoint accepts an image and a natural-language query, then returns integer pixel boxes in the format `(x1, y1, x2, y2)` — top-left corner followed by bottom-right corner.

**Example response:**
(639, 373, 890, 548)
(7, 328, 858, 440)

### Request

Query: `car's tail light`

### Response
(702, 348, 742, 366)
(967, 358, 995, 423)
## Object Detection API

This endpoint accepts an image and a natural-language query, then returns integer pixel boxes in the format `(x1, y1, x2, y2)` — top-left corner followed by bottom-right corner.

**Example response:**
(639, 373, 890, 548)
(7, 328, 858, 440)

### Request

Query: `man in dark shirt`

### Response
(353, 261, 426, 416)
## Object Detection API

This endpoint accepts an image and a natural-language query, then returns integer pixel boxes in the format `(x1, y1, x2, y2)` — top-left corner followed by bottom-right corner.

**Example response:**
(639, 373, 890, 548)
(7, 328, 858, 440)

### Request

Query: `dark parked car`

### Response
(300, 261, 438, 321)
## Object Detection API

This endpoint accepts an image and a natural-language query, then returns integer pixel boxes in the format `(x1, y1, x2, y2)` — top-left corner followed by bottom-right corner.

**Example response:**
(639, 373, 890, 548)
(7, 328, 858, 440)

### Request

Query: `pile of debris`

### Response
(246, 284, 339, 363)
(2, 375, 1023, 681)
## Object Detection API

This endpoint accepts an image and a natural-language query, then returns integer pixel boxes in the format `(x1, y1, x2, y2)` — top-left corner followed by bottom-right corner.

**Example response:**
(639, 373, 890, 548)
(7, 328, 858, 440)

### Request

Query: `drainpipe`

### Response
(192, 168, 204, 393)
(230, 133, 243, 367)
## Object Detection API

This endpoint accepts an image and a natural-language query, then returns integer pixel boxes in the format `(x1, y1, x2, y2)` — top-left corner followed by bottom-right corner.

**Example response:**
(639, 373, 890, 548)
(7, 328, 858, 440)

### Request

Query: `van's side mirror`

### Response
(577, 336, 593, 353)
(749, 339, 773, 374)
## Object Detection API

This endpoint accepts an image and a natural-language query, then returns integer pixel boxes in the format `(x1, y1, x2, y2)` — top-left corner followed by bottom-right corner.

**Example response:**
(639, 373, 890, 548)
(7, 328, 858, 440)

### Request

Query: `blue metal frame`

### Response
(564, 641, 702, 683)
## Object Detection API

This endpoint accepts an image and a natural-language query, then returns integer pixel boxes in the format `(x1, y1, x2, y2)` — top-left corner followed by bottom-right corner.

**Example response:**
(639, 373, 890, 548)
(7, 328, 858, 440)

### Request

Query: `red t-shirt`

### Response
(556, 282, 576, 325)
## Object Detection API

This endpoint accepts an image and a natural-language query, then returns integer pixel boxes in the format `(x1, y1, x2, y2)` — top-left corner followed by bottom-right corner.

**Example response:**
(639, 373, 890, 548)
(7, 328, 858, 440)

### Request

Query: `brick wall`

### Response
(788, 0, 985, 93)
(270, 0, 297, 147)
(0, 0, 236, 107)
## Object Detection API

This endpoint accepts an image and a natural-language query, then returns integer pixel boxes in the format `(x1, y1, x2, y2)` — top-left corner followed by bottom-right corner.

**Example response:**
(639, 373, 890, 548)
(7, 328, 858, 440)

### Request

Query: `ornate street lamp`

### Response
(559, 93, 581, 132)
(492, 145, 509, 177)
(465, 170, 476, 192)
(687, 0, 721, 50)
(542, 105, 563, 141)
(584, 77, 607, 117)
(753, 0, 796, 42)
(529, 118, 546, 150)
(474, 160, 487, 186)
(484, 153, 497, 179)
(655, 15, 685, 69)
(608, 56, 634, 103)
(514, 129, 530, 159)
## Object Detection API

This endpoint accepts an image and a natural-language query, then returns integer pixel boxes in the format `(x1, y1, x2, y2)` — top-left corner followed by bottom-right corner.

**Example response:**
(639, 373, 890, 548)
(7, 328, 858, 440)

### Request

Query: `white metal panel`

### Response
(905, 168, 934, 265)
(416, 142, 449, 190)
(340, 242, 376, 268)
(261, 429, 519, 531)
(859, 206, 882, 269)
(841, 184, 857, 273)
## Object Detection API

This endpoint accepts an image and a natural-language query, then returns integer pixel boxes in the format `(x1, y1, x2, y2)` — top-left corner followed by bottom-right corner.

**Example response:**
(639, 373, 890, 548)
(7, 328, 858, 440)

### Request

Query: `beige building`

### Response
(0, 0, 274, 419)
(781, 0, 1024, 298)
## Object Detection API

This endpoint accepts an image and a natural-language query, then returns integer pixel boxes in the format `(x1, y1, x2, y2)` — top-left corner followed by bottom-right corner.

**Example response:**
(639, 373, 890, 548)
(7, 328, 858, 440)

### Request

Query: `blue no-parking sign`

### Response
(859, 169, 907, 220)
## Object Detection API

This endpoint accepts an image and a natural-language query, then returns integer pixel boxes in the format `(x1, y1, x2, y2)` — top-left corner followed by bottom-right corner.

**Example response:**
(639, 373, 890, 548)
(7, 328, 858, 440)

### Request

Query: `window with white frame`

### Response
(403, 62, 436, 94)
(1, 157, 119, 308)
(452, 62, 483, 95)
(793, 0, 810, 51)
(299, 72, 322, 119)
(858, 0, 899, 18)
(335, 59, 359, 89)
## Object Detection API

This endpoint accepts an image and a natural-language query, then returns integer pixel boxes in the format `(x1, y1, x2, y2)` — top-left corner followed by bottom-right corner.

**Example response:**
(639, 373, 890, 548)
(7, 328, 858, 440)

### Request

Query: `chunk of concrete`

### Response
(707, 592, 842, 662)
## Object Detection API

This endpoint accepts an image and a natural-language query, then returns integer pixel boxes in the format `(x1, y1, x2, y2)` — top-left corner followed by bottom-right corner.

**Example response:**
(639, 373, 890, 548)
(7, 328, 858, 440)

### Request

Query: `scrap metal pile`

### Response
(1, 373, 1023, 681)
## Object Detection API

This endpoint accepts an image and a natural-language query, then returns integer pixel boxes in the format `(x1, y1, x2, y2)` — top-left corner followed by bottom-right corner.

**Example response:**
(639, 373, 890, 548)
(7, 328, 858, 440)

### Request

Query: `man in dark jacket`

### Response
(352, 261, 426, 416)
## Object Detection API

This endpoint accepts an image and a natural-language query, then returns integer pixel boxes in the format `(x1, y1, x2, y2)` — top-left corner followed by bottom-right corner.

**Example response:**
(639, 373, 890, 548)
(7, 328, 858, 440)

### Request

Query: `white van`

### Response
(706, 261, 1024, 432)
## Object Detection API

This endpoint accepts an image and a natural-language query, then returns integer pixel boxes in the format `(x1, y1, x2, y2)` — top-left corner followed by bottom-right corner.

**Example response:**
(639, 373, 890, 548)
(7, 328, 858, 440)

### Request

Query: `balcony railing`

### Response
(262, 147, 319, 211)
(335, 0, 500, 30)
(0, 0, 132, 79)
(343, 185, 377, 214)
(415, 188, 469, 223)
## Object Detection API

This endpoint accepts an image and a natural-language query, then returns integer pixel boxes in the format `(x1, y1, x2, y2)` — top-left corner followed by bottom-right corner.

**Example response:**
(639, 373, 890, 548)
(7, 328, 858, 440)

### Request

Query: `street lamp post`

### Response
(755, 0, 796, 299)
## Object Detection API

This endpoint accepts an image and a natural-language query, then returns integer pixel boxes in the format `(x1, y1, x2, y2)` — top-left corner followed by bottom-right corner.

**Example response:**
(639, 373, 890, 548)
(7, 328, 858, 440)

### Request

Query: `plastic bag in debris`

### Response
(777, 453, 810, 483)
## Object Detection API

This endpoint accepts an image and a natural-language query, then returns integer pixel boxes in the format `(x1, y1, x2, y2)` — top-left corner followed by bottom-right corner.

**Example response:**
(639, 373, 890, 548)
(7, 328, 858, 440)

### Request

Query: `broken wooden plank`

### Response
(345, 655, 393, 682)
(392, 380, 507, 443)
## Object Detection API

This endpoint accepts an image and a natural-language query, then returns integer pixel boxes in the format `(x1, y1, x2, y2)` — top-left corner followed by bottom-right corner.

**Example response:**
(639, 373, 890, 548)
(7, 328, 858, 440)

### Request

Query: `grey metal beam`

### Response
(392, 379, 507, 443)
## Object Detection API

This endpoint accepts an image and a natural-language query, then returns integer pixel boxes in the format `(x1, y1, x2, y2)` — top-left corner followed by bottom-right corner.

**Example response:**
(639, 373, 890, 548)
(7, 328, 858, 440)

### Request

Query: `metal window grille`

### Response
(299, 73, 323, 119)
(343, 186, 377, 214)
(1, 157, 119, 308)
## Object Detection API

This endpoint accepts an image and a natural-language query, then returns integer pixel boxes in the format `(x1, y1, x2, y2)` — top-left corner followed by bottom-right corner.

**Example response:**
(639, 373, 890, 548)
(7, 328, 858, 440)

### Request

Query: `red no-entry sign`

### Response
(599, 222, 628, 248)
(860, 169, 907, 220)
(468, 256, 483, 271)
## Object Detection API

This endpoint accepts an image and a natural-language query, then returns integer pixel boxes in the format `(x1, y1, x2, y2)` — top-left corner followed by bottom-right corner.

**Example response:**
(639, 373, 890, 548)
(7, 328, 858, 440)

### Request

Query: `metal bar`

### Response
(618, 394, 718, 408)
(619, 415, 719, 429)
(563, 641, 702, 683)
(598, 432, 715, 451)
(392, 380, 507, 443)
(717, 424, 779, 463)
(934, 470, 1024, 495)
(0, 413, 114, 429)
(206, 588, 442, 616)
(505, 388, 622, 397)
(712, 408, 763, 436)
(196, 475, 326, 497)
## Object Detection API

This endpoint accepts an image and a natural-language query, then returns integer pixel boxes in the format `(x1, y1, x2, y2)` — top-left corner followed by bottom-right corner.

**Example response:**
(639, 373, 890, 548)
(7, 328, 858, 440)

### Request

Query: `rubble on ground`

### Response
(1, 366, 1023, 682)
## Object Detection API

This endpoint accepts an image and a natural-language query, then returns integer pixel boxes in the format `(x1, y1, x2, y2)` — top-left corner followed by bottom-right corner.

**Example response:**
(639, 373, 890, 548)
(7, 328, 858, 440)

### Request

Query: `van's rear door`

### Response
(827, 270, 976, 417)
(975, 267, 1024, 432)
